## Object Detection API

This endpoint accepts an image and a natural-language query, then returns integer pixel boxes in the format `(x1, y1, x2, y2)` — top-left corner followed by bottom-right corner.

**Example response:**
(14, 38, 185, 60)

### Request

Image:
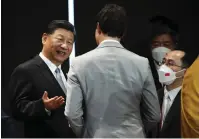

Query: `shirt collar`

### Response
(164, 86, 182, 101)
(100, 39, 120, 45)
(39, 52, 61, 73)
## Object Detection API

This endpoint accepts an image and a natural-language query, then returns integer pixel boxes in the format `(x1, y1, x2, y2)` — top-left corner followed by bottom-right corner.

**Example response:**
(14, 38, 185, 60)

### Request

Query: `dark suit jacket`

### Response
(1, 110, 24, 138)
(157, 88, 181, 138)
(9, 55, 75, 138)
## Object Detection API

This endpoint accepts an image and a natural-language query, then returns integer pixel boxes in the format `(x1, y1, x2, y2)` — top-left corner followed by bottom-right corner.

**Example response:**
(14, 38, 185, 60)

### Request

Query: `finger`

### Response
(60, 97, 65, 101)
(58, 96, 64, 100)
(54, 100, 65, 109)
(58, 98, 65, 105)
(42, 91, 48, 99)
(59, 100, 65, 106)
(49, 96, 58, 101)
(54, 97, 65, 107)
(54, 96, 63, 102)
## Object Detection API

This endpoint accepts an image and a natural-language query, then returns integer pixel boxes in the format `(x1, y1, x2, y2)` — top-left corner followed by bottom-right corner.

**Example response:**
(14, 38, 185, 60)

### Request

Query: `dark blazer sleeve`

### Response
(9, 65, 49, 121)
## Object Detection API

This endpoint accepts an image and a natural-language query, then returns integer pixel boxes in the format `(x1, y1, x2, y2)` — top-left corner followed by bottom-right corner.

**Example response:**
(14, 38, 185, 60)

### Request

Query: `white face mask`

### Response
(152, 47, 171, 69)
(158, 64, 185, 85)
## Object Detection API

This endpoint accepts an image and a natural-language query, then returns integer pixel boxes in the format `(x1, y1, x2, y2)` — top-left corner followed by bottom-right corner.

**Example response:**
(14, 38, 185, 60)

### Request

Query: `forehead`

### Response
(153, 34, 173, 42)
(165, 51, 184, 64)
(52, 28, 74, 39)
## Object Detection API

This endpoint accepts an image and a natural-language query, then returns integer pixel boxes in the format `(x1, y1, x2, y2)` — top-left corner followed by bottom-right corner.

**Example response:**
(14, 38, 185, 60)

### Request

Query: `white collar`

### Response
(164, 86, 182, 101)
(39, 52, 61, 73)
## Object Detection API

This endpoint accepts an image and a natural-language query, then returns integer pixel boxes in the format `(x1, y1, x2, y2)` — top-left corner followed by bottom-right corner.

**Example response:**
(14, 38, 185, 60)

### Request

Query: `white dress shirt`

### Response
(161, 86, 181, 127)
(39, 52, 67, 89)
(39, 52, 68, 115)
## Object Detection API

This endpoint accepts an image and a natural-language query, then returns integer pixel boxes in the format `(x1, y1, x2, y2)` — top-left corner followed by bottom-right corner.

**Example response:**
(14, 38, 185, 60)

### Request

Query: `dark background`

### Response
(2, 0, 199, 89)
(2, 0, 199, 137)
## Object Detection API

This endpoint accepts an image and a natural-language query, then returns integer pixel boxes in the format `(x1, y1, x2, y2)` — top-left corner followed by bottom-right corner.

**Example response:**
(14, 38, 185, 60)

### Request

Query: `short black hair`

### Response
(149, 15, 179, 49)
(96, 4, 127, 38)
(151, 26, 179, 48)
(46, 20, 76, 41)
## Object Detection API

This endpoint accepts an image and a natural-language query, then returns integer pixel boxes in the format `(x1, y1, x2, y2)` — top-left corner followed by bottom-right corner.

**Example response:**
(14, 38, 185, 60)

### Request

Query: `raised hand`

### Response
(42, 91, 65, 110)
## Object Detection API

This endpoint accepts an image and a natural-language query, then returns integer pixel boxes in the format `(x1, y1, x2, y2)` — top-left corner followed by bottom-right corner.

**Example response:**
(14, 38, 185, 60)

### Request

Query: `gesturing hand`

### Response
(42, 91, 65, 110)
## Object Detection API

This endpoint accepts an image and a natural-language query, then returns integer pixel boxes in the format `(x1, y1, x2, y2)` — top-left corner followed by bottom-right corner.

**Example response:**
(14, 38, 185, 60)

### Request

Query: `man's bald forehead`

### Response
(168, 50, 185, 58)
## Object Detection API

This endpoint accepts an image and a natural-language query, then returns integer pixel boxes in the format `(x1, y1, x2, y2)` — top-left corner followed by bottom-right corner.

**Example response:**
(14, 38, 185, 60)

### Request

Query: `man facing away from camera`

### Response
(64, 4, 160, 138)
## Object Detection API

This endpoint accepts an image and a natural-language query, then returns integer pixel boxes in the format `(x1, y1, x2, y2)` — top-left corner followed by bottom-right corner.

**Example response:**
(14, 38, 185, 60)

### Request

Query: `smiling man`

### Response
(9, 20, 76, 137)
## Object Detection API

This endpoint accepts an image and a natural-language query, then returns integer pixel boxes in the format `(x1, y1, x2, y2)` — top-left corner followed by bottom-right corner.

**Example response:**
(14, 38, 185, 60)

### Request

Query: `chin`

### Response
(55, 57, 67, 64)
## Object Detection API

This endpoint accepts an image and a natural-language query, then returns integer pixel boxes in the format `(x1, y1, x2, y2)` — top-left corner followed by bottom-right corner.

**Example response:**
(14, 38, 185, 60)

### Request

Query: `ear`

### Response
(42, 33, 48, 45)
(96, 22, 101, 34)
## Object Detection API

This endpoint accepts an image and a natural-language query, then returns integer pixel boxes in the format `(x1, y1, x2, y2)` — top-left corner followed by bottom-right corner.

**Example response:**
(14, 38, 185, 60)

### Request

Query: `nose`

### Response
(61, 43, 68, 49)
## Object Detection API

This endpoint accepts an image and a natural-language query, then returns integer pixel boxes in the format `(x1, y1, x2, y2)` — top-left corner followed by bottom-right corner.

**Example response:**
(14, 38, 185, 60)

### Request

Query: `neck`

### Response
(166, 78, 182, 91)
(98, 35, 120, 44)
(41, 49, 61, 67)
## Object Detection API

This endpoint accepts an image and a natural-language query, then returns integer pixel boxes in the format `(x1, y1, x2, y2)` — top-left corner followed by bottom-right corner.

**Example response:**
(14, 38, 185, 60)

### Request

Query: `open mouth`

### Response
(57, 50, 66, 56)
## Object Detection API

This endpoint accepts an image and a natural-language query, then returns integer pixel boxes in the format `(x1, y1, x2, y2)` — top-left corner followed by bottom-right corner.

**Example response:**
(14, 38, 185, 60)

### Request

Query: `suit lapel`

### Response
(158, 88, 164, 107)
(161, 90, 181, 130)
(34, 55, 66, 96)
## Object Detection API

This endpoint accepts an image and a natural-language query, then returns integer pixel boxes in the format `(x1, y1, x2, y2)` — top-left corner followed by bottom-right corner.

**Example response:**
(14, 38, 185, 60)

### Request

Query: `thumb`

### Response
(42, 91, 48, 100)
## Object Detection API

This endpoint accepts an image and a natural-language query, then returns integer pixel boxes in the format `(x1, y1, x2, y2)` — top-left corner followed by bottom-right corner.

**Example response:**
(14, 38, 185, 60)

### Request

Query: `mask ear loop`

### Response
(175, 68, 186, 78)
(153, 58, 162, 66)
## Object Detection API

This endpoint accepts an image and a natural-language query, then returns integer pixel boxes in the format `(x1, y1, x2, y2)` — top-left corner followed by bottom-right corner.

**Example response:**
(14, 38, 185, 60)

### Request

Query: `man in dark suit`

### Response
(9, 20, 76, 137)
(156, 50, 191, 137)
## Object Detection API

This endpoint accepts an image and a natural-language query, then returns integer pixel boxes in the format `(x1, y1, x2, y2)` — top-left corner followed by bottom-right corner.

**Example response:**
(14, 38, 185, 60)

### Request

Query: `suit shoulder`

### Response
(122, 50, 149, 69)
(13, 57, 37, 74)
(71, 49, 96, 63)
(126, 50, 148, 61)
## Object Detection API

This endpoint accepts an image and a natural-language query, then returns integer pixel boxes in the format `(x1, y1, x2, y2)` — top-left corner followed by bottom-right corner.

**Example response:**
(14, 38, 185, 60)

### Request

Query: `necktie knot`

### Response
(55, 68, 61, 74)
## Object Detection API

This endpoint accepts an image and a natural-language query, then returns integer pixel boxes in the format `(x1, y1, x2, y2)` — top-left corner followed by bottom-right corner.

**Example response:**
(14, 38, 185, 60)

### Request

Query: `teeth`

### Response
(59, 51, 65, 55)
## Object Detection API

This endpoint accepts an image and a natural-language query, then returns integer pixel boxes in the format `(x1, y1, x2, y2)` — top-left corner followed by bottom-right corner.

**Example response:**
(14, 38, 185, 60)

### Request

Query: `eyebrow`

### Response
(168, 59, 175, 62)
(56, 34, 64, 37)
(56, 34, 73, 42)
(153, 41, 172, 43)
(163, 58, 175, 62)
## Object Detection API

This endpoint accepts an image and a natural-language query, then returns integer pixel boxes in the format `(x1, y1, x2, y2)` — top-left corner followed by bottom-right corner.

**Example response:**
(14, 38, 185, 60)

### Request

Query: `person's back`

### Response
(73, 41, 160, 137)
(65, 4, 160, 138)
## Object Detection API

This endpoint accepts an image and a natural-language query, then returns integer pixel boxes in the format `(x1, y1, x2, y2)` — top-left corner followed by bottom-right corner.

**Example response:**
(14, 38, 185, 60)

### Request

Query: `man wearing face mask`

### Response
(148, 16, 179, 91)
(156, 50, 191, 138)
(151, 31, 178, 70)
